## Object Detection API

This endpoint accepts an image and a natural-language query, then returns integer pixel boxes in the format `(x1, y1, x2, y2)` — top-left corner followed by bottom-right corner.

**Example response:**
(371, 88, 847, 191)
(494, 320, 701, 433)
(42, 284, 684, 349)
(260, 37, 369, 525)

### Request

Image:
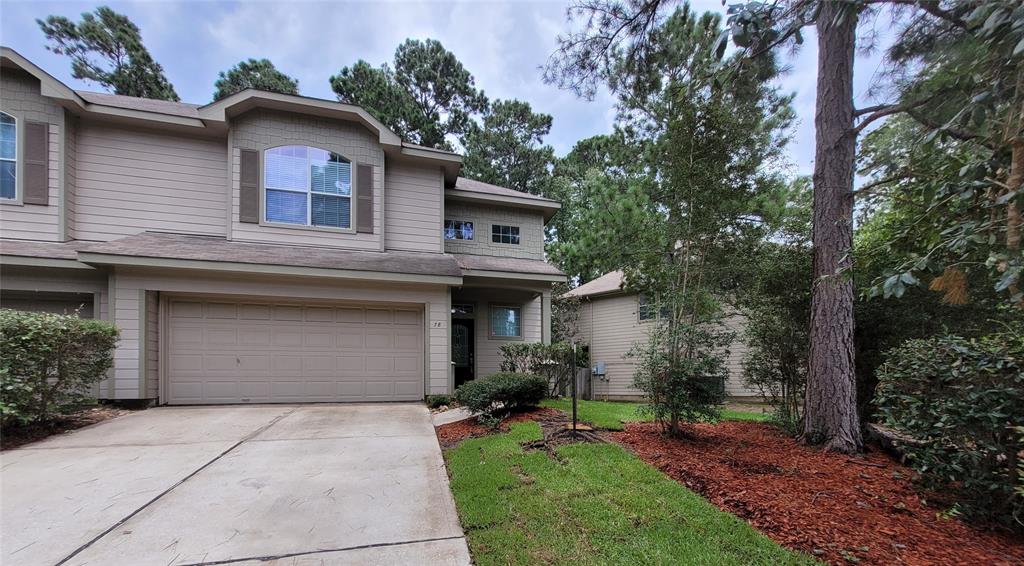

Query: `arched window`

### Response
(263, 145, 352, 229)
(0, 112, 16, 200)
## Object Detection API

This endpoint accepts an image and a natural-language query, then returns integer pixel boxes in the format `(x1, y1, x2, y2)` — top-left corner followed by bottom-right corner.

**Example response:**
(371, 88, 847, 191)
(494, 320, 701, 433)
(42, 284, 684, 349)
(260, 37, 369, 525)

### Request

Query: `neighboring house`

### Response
(564, 270, 760, 401)
(0, 47, 563, 405)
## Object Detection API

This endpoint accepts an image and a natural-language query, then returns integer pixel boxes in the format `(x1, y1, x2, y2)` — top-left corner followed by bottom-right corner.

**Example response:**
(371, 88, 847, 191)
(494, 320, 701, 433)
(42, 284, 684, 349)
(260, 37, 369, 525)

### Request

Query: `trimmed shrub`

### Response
(0, 309, 119, 426)
(499, 342, 588, 396)
(874, 333, 1024, 529)
(426, 394, 452, 409)
(453, 372, 547, 420)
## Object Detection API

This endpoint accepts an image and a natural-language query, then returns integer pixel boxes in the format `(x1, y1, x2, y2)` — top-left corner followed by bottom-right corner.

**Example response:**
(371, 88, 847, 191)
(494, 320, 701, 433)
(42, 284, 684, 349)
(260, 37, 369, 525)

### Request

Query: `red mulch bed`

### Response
(612, 421, 1024, 565)
(1, 405, 134, 451)
(435, 407, 561, 448)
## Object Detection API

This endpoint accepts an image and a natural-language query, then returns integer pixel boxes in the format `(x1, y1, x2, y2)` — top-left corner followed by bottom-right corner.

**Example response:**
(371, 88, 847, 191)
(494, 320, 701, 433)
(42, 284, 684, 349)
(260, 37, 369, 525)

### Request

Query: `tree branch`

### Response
(852, 97, 935, 136)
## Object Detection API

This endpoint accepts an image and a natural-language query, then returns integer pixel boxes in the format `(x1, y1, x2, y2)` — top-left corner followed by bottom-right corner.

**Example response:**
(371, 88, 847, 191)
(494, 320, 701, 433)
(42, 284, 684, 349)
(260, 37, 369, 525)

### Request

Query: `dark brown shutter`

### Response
(239, 149, 259, 223)
(356, 163, 374, 233)
(23, 121, 49, 205)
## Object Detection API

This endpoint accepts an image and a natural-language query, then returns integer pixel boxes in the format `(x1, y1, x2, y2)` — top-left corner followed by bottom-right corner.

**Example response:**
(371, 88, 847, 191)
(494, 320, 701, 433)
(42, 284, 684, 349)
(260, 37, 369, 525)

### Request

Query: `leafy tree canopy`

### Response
(213, 58, 299, 101)
(38, 6, 179, 101)
(461, 99, 556, 195)
(330, 39, 488, 150)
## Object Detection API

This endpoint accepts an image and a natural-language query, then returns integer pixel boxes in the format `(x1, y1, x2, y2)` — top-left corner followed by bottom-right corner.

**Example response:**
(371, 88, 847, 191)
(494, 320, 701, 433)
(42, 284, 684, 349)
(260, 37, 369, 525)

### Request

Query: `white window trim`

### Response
(261, 145, 356, 232)
(0, 110, 19, 203)
(488, 303, 523, 340)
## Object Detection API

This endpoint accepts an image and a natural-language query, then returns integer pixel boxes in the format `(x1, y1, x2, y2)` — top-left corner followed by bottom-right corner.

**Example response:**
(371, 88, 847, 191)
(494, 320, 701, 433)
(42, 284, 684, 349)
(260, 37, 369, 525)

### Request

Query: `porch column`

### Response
(541, 289, 552, 344)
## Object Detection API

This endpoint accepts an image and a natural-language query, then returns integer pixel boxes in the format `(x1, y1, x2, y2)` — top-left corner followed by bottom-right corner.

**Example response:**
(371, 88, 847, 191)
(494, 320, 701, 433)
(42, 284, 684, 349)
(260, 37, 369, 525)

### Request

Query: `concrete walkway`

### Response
(1, 404, 469, 566)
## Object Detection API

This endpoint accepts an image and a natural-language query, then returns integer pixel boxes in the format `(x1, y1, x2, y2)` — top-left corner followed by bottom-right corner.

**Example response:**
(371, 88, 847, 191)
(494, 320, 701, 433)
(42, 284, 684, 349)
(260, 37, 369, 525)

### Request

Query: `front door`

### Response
(452, 318, 474, 388)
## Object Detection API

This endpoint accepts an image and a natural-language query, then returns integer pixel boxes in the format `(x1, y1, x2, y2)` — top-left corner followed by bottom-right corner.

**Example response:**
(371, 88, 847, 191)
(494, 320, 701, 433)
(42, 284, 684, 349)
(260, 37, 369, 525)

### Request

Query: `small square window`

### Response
(491, 224, 520, 245)
(490, 305, 522, 338)
(444, 220, 474, 240)
(638, 293, 672, 322)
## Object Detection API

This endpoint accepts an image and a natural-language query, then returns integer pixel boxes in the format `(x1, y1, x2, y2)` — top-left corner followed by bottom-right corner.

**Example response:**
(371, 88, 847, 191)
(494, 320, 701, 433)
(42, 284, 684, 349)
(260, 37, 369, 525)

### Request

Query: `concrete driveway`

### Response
(1, 404, 470, 566)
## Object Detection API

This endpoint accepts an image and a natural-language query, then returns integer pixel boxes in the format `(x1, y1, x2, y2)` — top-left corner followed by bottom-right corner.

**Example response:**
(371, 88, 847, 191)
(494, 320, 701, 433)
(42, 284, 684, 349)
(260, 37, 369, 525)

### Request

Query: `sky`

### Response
(0, 0, 899, 178)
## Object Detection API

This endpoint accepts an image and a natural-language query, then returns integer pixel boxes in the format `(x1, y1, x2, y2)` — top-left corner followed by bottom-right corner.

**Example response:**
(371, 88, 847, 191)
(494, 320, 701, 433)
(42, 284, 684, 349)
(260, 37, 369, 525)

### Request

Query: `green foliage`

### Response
(498, 341, 587, 396)
(37, 6, 179, 101)
(857, 0, 1024, 304)
(461, 99, 556, 195)
(0, 309, 119, 426)
(630, 319, 730, 433)
(735, 178, 812, 430)
(330, 39, 488, 150)
(453, 372, 547, 420)
(875, 333, 1024, 529)
(426, 394, 452, 409)
(213, 58, 298, 101)
(445, 421, 814, 565)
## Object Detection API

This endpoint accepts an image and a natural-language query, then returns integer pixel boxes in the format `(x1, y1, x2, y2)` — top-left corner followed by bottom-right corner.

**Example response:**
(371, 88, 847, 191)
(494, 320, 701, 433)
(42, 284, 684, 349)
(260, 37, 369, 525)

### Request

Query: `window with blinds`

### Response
(264, 145, 352, 228)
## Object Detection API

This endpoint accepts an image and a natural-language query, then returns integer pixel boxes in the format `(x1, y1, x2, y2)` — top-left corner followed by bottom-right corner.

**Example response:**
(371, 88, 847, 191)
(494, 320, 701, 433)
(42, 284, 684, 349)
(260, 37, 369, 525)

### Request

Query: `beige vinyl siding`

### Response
(451, 288, 545, 379)
(108, 268, 450, 400)
(230, 109, 384, 250)
(63, 112, 78, 239)
(577, 293, 759, 399)
(721, 313, 757, 398)
(0, 70, 64, 241)
(74, 122, 227, 240)
(145, 290, 159, 398)
(578, 294, 649, 399)
(443, 201, 545, 260)
(384, 159, 443, 252)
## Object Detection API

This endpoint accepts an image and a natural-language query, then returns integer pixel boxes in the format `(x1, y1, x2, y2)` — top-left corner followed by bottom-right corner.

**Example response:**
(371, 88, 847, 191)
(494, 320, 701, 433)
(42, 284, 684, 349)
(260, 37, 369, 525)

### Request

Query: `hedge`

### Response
(874, 332, 1023, 530)
(453, 372, 547, 422)
(0, 309, 119, 426)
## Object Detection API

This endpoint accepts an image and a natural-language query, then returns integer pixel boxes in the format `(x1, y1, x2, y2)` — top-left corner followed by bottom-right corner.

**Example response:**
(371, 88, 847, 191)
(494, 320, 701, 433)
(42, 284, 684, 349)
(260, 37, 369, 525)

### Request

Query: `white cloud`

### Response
(0, 0, 899, 168)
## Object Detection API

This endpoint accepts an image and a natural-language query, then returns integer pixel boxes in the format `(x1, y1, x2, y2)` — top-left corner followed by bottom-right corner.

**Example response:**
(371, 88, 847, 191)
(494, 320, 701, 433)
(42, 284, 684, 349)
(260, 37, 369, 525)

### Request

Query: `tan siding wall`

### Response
(384, 159, 443, 252)
(229, 109, 384, 250)
(0, 70, 64, 242)
(145, 291, 159, 398)
(443, 202, 545, 260)
(576, 293, 759, 399)
(73, 122, 227, 240)
(109, 268, 450, 400)
(64, 112, 78, 238)
(451, 288, 545, 379)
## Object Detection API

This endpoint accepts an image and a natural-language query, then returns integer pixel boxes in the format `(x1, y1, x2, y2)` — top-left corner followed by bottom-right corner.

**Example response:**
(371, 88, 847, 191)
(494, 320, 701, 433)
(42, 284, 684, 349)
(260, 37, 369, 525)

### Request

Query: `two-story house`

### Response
(0, 47, 564, 405)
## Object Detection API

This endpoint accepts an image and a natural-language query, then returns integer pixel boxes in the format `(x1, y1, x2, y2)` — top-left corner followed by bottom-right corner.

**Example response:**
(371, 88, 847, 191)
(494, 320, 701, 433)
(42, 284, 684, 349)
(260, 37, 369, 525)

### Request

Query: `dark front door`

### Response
(452, 318, 475, 388)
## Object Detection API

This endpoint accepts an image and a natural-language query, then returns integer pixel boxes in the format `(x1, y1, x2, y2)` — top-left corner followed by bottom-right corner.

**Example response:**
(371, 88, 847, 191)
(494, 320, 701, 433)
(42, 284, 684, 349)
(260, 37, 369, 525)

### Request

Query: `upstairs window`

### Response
(264, 145, 352, 229)
(638, 293, 672, 322)
(1, 112, 15, 200)
(444, 220, 474, 240)
(491, 224, 520, 245)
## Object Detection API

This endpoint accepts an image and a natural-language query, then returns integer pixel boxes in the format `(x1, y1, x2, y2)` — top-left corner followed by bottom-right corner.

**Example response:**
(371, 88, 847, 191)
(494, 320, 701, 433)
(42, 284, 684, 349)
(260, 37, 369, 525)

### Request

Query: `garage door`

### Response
(166, 298, 424, 404)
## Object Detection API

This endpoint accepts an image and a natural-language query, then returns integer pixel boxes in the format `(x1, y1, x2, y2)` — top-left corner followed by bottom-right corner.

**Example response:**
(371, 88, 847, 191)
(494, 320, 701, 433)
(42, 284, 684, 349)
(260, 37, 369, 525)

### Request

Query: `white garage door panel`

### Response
(166, 298, 424, 404)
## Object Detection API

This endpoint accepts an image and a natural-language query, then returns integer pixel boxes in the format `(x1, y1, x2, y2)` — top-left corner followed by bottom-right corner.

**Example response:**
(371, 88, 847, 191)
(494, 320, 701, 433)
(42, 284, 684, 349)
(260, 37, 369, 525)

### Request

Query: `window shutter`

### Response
(23, 121, 48, 205)
(239, 149, 259, 223)
(356, 163, 373, 233)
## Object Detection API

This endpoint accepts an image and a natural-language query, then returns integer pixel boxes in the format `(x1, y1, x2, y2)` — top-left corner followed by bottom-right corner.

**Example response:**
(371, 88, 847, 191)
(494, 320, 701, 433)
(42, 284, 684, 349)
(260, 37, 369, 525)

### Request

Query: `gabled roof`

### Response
(448, 177, 561, 221)
(76, 91, 201, 118)
(563, 270, 628, 298)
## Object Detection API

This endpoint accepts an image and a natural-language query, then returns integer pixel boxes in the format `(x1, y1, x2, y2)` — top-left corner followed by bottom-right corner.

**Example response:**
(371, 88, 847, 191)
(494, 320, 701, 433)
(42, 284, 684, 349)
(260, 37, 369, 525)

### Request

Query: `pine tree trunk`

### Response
(1006, 139, 1022, 307)
(802, 1, 863, 454)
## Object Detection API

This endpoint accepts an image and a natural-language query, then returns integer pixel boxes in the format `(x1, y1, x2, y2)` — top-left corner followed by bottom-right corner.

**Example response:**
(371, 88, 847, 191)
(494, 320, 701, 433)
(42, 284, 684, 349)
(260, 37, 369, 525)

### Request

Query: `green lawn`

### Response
(540, 398, 768, 431)
(445, 421, 814, 565)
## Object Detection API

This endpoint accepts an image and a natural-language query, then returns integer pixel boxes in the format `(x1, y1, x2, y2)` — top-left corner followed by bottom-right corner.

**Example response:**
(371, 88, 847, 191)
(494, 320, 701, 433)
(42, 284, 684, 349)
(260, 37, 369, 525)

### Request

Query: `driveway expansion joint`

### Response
(52, 408, 297, 566)
(175, 535, 468, 565)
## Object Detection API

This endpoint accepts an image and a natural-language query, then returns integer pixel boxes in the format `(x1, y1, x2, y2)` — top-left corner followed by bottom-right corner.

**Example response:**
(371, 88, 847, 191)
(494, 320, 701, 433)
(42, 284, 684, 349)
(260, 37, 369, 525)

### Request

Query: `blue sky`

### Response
(1, 1, 898, 177)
